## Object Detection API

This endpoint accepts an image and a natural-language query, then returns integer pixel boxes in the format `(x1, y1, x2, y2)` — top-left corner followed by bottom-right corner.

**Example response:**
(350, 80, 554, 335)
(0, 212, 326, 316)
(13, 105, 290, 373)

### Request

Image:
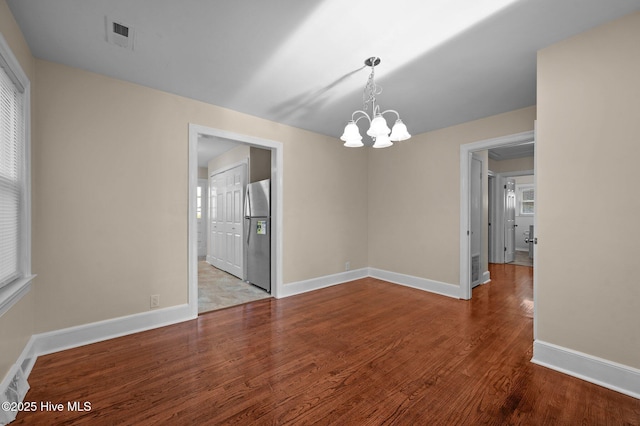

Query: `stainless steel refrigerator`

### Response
(244, 179, 270, 292)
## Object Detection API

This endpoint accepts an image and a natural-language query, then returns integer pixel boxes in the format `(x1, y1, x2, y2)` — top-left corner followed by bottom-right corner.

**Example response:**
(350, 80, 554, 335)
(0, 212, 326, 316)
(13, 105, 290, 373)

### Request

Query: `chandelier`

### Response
(340, 57, 411, 148)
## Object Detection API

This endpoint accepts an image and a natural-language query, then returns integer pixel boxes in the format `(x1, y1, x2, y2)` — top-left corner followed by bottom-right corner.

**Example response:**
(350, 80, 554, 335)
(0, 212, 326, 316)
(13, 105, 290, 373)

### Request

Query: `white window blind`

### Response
(0, 61, 24, 290)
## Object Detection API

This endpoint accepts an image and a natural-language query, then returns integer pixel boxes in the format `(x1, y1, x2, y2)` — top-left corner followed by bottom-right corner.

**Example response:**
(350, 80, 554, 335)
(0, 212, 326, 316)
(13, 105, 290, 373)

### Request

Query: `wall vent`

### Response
(105, 16, 135, 50)
(471, 254, 480, 283)
(0, 363, 30, 424)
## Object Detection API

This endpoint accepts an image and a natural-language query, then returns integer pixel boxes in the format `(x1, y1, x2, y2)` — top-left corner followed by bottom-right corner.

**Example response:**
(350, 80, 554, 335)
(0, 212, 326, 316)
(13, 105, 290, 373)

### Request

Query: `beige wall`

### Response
(207, 146, 271, 182)
(208, 145, 249, 174)
(537, 12, 640, 368)
(368, 106, 536, 286)
(488, 156, 534, 173)
(33, 59, 368, 333)
(197, 167, 208, 180)
(249, 147, 271, 183)
(0, 0, 36, 383)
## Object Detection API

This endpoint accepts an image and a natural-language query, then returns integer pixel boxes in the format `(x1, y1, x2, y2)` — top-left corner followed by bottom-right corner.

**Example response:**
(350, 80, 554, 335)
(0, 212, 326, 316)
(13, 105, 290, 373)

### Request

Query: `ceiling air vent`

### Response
(105, 16, 135, 50)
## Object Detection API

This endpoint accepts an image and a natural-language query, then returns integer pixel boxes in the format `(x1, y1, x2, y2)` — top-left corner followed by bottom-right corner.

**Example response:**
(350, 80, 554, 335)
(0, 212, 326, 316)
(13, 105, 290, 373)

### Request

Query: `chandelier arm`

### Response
(351, 110, 372, 124)
(379, 109, 401, 120)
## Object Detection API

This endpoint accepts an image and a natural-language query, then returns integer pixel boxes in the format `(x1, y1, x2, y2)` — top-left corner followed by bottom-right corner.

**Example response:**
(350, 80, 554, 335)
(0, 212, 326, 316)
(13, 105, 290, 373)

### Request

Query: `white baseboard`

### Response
(368, 268, 460, 299)
(279, 268, 368, 298)
(1, 303, 194, 420)
(482, 271, 491, 284)
(31, 303, 194, 357)
(532, 340, 640, 399)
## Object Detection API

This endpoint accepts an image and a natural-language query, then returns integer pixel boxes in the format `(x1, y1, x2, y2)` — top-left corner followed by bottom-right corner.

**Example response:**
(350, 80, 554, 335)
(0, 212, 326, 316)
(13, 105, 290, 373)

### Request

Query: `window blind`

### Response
(0, 63, 24, 290)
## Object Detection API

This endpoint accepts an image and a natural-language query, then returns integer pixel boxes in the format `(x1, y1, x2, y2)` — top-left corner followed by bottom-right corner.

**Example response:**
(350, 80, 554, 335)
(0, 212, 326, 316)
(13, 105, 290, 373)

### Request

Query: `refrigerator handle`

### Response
(246, 218, 251, 245)
(244, 185, 251, 218)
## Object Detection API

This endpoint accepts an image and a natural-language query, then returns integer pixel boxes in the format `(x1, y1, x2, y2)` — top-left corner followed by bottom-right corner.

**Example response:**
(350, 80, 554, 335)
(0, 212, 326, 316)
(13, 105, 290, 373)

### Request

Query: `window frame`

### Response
(517, 184, 535, 216)
(0, 34, 35, 317)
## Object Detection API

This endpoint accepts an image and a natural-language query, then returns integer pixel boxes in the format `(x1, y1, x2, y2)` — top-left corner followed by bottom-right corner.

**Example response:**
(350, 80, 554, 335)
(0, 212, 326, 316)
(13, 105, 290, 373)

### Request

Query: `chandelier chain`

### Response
(362, 64, 382, 112)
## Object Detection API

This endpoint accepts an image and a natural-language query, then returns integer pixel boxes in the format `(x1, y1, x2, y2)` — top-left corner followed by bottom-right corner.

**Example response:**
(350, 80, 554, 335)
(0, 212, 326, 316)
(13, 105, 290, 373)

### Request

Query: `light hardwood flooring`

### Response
(198, 261, 270, 314)
(14, 264, 640, 424)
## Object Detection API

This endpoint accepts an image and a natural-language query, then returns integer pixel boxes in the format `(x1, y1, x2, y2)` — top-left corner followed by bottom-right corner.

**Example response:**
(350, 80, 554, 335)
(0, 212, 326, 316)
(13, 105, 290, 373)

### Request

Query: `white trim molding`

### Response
(532, 340, 640, 399)
(369, 268, 460, 299)
(279, 268, 368, 298)
(1, 303, 193, 417)
(0, 276, 34, 318)
(30, 304, 194, 357)
(280, 268, 461, 300)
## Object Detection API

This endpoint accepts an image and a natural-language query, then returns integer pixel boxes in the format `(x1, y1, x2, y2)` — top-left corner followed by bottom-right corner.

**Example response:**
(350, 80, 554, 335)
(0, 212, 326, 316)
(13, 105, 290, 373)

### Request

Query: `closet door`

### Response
(208, 173, 225, 270)
(222, 165, 245, 279)
(208, 164, 246, 279)
(504, 179, 516, 263)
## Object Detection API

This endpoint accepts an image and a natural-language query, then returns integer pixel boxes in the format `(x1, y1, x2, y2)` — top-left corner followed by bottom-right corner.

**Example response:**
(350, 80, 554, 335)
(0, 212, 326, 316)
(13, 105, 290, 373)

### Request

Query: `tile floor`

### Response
(510, 250, 533, 267)
(198, 261, 271, 314)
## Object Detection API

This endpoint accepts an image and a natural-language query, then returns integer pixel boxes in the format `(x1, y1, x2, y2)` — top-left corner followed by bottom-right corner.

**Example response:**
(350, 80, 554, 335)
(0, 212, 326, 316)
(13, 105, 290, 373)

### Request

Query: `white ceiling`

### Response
(8, 0, 640, 143)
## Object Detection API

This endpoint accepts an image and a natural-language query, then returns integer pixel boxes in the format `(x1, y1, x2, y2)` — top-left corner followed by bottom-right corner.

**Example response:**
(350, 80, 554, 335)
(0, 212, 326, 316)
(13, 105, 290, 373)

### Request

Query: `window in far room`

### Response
(518, 185, 534, 216)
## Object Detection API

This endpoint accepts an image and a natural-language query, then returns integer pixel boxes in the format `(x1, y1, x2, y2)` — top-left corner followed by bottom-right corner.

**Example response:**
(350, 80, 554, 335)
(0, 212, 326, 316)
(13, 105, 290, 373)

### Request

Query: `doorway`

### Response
(459, 130, 535, 300)
(188, 124, 283, 318)
(490, 173, 534, 267)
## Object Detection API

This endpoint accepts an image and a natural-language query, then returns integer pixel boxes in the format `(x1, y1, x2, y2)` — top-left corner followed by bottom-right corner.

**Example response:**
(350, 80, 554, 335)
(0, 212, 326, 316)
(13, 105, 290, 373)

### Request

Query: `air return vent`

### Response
(471, 255, 480, 283)
(105, 16, 135, 50)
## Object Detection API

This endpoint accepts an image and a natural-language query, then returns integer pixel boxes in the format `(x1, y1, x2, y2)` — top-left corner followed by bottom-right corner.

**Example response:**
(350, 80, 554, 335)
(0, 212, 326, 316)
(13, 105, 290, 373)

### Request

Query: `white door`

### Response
(223, 165, 245, 278)
(504, 178, 516, 263)
(208, 164, 246, 278)
(197, 179, 208, 258)
(208, 174, 221, 268)
(470, 154, 482, 287)
(488, 175, 494, 263)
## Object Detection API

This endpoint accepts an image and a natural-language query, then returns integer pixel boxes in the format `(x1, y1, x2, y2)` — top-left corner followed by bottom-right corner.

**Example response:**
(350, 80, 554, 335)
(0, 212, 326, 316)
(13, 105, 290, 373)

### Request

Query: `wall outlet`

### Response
(150, 294, 160, 309)
(345, 261, 350, 271)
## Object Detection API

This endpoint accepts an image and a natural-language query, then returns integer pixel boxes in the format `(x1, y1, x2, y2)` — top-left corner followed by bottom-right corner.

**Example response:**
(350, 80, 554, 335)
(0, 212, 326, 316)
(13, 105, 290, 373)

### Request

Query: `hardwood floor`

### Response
(14, 264, 640, 424)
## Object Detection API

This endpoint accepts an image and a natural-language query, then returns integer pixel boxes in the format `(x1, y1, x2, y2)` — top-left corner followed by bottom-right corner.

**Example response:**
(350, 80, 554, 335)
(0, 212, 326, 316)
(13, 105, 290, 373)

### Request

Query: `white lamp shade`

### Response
(389, 119, 411, 141)
(340, 121, 362, 141)
(366, 115, 391, 138)
(372, 134, 393, 148)
(341, 121, 363, 147)
(344, 139, 364, 147)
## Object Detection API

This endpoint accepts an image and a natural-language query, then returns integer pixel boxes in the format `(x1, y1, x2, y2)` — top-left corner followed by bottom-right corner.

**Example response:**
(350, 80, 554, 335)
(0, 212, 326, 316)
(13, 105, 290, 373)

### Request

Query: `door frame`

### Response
(188, 124, 283, 318)
(470, 152, 483, 288)
(459, 130, 534, 300)
(490, 171, 534, 264)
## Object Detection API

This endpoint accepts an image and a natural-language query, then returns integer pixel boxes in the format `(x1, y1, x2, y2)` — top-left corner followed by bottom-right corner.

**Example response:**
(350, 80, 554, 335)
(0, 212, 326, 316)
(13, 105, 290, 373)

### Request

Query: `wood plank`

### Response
(13, 265, 640, 424)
